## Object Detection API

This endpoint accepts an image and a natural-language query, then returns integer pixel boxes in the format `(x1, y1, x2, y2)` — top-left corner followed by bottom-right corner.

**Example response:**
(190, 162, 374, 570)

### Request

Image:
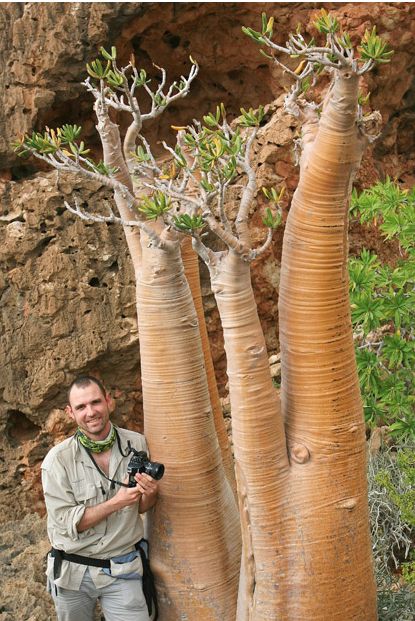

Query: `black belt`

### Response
(50, 539, 158, 620)
(51, 548, 110, 577)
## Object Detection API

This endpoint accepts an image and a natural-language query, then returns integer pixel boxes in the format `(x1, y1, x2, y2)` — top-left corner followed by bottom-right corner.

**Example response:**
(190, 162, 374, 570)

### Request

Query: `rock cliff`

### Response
(0, 3, 414, 620)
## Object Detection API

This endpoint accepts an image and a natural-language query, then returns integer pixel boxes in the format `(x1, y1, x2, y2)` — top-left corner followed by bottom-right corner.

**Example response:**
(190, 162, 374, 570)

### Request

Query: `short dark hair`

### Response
(67, 375, 107, 404)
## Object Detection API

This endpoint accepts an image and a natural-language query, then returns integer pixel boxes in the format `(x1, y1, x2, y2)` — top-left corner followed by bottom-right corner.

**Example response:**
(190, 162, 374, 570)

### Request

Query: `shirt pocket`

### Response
(71, 481, 107, 535)
(71, 481, 102, 505)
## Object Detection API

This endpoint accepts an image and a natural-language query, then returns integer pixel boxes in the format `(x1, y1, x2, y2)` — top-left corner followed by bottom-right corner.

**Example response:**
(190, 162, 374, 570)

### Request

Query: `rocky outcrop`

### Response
(1, 4, 415, 619)
(2, 2, 415, 177)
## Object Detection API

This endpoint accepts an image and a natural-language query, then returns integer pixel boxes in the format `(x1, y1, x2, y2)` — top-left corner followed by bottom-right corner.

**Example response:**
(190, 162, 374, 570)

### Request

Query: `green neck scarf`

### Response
(77, 423, 116, 453)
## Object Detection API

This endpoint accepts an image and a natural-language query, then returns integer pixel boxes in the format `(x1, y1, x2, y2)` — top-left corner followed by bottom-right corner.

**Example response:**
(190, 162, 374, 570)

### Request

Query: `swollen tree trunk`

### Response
(181, 237, 236, 495)
(278, 70, 377, 619)
(137, 230, 241, 620)
(96, 109, 241, 619)
(209, 250, 289, 620)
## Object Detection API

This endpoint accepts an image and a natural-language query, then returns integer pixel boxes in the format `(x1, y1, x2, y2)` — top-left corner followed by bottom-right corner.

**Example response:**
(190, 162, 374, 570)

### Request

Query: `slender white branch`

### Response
(83, 62, 199, 122)
(217, 177, 232, 233)
(192, 234, 218, 267)
(235, 128, 258, 242)
(250, 228, 273, 260)
(63, 197, 172, 250)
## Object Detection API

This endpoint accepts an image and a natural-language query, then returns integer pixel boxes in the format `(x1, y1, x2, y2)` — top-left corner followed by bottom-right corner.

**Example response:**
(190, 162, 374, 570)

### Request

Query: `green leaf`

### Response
(262, 206, 281, 229)
(359, 26, 394, 64)
(86, 58, 111, 80)
(313, 9, 339, 35)
(238, 105, 265, 127)
(106, 69, 125, 88)
(131, 145, 151, 163)
(336, 31, 352, 49)
(87, 160, 119, 176)
(138, 192, 172, 221)
(100, 46, 117, 61)
(135, 69, 150, 87)
(173, 213, 205, 232)
(382, 334, 415, 369)
(241, 26, 266, 44)
(351, 292, 385, 333)
(356, 348, 383, 396)
(200, 178, 215, 193)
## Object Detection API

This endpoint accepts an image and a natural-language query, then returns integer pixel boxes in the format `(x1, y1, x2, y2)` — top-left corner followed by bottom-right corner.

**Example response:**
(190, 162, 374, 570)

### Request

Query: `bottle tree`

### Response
(131, 9, 393, 620)
(14, 10, 394, 620)
(14, 50, 241, 620)
(243, 11, 391, 619)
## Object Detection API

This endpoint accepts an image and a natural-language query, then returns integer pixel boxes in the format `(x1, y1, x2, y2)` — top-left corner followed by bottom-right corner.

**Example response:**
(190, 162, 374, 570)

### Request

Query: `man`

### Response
(41, 375, 159, 621)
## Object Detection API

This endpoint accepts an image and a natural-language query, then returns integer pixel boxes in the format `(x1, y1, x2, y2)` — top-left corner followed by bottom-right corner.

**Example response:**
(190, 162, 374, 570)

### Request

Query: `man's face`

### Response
(67, 382, 111, 440)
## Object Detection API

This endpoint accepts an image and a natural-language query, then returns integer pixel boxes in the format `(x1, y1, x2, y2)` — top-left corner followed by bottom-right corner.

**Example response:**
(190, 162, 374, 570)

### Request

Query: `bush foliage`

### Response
(349, 179, 415, 440)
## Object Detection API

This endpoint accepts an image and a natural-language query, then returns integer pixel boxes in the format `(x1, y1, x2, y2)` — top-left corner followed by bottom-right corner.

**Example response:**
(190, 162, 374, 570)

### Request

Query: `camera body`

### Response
(127, 449, 165, 487)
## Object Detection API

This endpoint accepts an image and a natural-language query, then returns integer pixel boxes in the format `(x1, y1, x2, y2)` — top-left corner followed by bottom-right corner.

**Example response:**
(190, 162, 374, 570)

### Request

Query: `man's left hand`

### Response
(134, 473, 159, 513)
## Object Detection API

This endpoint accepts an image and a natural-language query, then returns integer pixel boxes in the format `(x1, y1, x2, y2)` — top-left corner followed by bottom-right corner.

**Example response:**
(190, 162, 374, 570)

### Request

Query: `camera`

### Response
(127, 448, 165, 487)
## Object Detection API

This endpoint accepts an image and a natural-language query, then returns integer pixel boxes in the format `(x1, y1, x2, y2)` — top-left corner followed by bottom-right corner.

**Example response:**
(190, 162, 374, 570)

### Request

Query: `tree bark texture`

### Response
(136, 232, 241, 620)
(181, 237, 237, 496)
(210, 251, 289, 621)
(278, 70, 377, 619)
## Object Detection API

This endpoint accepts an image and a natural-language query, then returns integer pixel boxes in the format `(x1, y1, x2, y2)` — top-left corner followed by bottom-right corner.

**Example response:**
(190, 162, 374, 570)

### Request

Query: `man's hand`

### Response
(77, 476, 141, 532)
(134, 473, 159, 513)
(76, 475, 159, 533)
(111, 476, 143, 509)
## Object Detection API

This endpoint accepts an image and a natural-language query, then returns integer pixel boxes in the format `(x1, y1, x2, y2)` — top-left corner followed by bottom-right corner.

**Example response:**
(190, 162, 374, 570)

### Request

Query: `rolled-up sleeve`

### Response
(41, 458, 86, 541)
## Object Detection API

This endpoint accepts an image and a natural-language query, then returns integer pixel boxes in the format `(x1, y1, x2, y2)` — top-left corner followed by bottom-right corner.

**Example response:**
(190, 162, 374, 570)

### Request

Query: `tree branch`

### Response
(192, 233, 219, 267)
(250, 228, 273, 260)
(64, 196, 173, 251)
(235, 128, 258, 245)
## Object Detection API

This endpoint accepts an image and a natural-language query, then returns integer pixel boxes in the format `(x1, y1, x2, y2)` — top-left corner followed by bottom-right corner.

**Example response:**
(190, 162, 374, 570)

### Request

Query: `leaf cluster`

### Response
(350, 181, 415, 439)
(241, 13, 274, 45)
(13, 124, 120, 178)
(13, 124, 84, 157)
(242, 10, 394, 82)
(138, 192, 172, 221)
(86, 46, 126, 88)
(180, 107, 247, 184)
(313, 9, 339, 35)
(261, 186, 284, 229)
(359, 27, 394, 64)
(172, 213, 204, 232)
(238, 106, 265, 128)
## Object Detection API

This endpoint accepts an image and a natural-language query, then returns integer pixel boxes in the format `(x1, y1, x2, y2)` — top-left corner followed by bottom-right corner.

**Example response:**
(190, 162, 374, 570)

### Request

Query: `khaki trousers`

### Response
(50, 568, 150, 621)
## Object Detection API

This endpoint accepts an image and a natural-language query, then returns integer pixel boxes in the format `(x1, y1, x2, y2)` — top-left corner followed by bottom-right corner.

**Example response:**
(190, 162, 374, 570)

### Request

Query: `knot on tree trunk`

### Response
(289, 443, 310, 464)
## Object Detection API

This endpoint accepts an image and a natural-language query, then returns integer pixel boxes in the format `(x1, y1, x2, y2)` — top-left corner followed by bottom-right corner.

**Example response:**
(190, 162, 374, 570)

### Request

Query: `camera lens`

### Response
(146, 462, 165, 480)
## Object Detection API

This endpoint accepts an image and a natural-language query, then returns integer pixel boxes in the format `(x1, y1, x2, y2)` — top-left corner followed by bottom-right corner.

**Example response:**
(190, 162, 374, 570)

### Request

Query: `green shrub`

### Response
(350, 180, 415, 440)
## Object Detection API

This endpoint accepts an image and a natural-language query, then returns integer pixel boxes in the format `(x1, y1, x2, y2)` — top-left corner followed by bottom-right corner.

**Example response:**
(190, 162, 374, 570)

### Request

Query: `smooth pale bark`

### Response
(137, 230, 241, 620)
(95, 103, 143, 265)
(181, 236, 237, 495)
(278, 70, 377, 619)
(209, 250, 290, 620)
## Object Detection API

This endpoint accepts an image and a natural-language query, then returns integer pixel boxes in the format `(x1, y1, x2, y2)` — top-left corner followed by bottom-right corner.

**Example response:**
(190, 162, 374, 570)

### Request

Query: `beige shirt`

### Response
(41, 426, 147, 590)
